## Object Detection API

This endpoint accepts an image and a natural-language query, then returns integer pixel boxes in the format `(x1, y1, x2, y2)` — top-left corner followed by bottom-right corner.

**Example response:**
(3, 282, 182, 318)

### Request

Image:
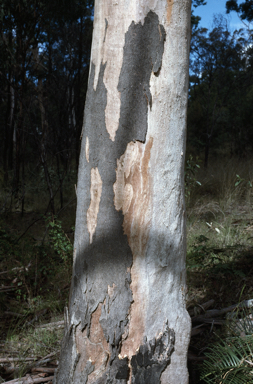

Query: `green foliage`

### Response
(185, 155, 201, 199)
(20, 326, 63, 357)
(235, 175, 253, 188)
(187, 232, 249, 276)
(4, 322, 64, 378)
(201, 334, 253, 383)
(0, 227, 18, 260)
(0, 215, 73, 313)
(187, 234, 210, 269)
(46, 216, 73, 264)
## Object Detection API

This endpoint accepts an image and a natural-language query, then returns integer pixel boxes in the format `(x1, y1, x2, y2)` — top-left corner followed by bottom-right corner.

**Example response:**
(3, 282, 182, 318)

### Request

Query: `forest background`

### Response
(0, 1, 253, 383)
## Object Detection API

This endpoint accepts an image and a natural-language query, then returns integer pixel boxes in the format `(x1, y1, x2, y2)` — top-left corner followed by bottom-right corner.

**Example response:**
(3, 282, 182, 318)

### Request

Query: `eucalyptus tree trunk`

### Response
(54, 1, 191, 383)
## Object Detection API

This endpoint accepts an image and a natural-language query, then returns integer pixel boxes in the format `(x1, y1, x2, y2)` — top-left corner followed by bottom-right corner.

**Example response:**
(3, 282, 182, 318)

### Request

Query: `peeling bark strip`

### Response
(115, 138, 153, 362)
(55, 1, 192, 384)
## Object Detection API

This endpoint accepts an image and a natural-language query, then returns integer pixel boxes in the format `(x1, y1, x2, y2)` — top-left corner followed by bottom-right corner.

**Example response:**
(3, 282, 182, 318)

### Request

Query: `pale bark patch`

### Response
(123, 138, 153, 257)
(85, 137, 89, 163)
(108, 283, 116, 298)
(87, 168, 102, 244)
(114, 138, 153, 359)
(75, 304, 110, 383)
(113, 142, 139, 212)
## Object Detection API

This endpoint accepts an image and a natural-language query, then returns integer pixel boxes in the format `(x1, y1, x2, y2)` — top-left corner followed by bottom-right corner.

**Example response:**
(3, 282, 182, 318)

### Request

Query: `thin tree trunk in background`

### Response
(4, 78, 15, 184)
(55, 1, 191, 383)
(4, 29, 15, 184)
(13, 102, 22, 193)
(21, 157, 25, 216)
(13, 20, 26, 197)
(38, 77, 55, 214)
(8, 86, 16, 174)
(56, 155, 63, 209)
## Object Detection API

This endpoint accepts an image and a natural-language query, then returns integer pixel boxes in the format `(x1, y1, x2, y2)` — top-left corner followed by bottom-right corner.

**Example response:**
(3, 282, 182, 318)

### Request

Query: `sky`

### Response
(195, 0, 245, 30)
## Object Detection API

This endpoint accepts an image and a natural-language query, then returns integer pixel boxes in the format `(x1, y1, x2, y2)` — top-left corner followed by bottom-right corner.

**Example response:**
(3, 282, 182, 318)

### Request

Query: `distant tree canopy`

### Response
(226, 0, 253, 22)
(191, 0, 207, 28)
(188, 15, 253, 166)
(0, 0, 93, 213)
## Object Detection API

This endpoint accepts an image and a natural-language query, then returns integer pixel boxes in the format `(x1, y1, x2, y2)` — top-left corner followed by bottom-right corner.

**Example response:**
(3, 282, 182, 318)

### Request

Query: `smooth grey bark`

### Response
(54, 1, 192, 384)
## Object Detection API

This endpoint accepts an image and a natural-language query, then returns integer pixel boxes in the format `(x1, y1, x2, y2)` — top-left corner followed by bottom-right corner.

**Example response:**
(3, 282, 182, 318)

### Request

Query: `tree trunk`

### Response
(4, 77, 15, 184)
(54, 1, 191, 384)
(38, 77, 55, 214)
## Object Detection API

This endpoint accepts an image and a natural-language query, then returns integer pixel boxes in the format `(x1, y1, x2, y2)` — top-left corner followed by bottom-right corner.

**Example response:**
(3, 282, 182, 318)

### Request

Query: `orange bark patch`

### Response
(114, 138, 153, 359)
(167, 0, 174, 23)
(75, 304, 110, 382)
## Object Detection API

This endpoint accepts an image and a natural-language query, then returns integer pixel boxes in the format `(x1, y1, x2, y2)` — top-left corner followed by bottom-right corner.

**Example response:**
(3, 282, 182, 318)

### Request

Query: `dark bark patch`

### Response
(104, 18, 108, 42)
(100, 275, 133, 350)
(115, 357, 130, 380)
(92, 357, 129, 384)
(131, 326, 175, 384)
(118, 11, 166, 143)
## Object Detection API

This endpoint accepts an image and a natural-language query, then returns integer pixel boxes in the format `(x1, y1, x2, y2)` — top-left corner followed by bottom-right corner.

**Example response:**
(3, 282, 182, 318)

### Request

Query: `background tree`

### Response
(191, 0, 207, 29)
(188, 15, 253, 166)
(54, 1, 192, 383)
(226, 0, 253, 22)
(0, 0, 93, 213)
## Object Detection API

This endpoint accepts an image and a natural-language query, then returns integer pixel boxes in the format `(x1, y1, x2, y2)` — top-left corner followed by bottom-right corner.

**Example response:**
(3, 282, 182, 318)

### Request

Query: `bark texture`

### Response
(54, 1, 192, 383)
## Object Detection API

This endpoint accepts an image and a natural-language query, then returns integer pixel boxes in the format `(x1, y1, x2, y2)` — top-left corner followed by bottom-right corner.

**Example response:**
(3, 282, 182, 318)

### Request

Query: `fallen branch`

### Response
(2, 375, 54, 384)
(0, 263, 31, 276)
(191, 324, 206, 337)
(192, 299, 253, 323)
(36, 321, 64, 329)
(0, 358, 36, 363)
(0, 287, 16, 293)
(1, 378, 27, 384)
(0, 286, 15, 290)
(3, 352, 58, 377)
(192, 318, 226, 325)
(188, 299, 215, 317)
(31, 368, 55, 374)
(23, 375, 54, 384)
